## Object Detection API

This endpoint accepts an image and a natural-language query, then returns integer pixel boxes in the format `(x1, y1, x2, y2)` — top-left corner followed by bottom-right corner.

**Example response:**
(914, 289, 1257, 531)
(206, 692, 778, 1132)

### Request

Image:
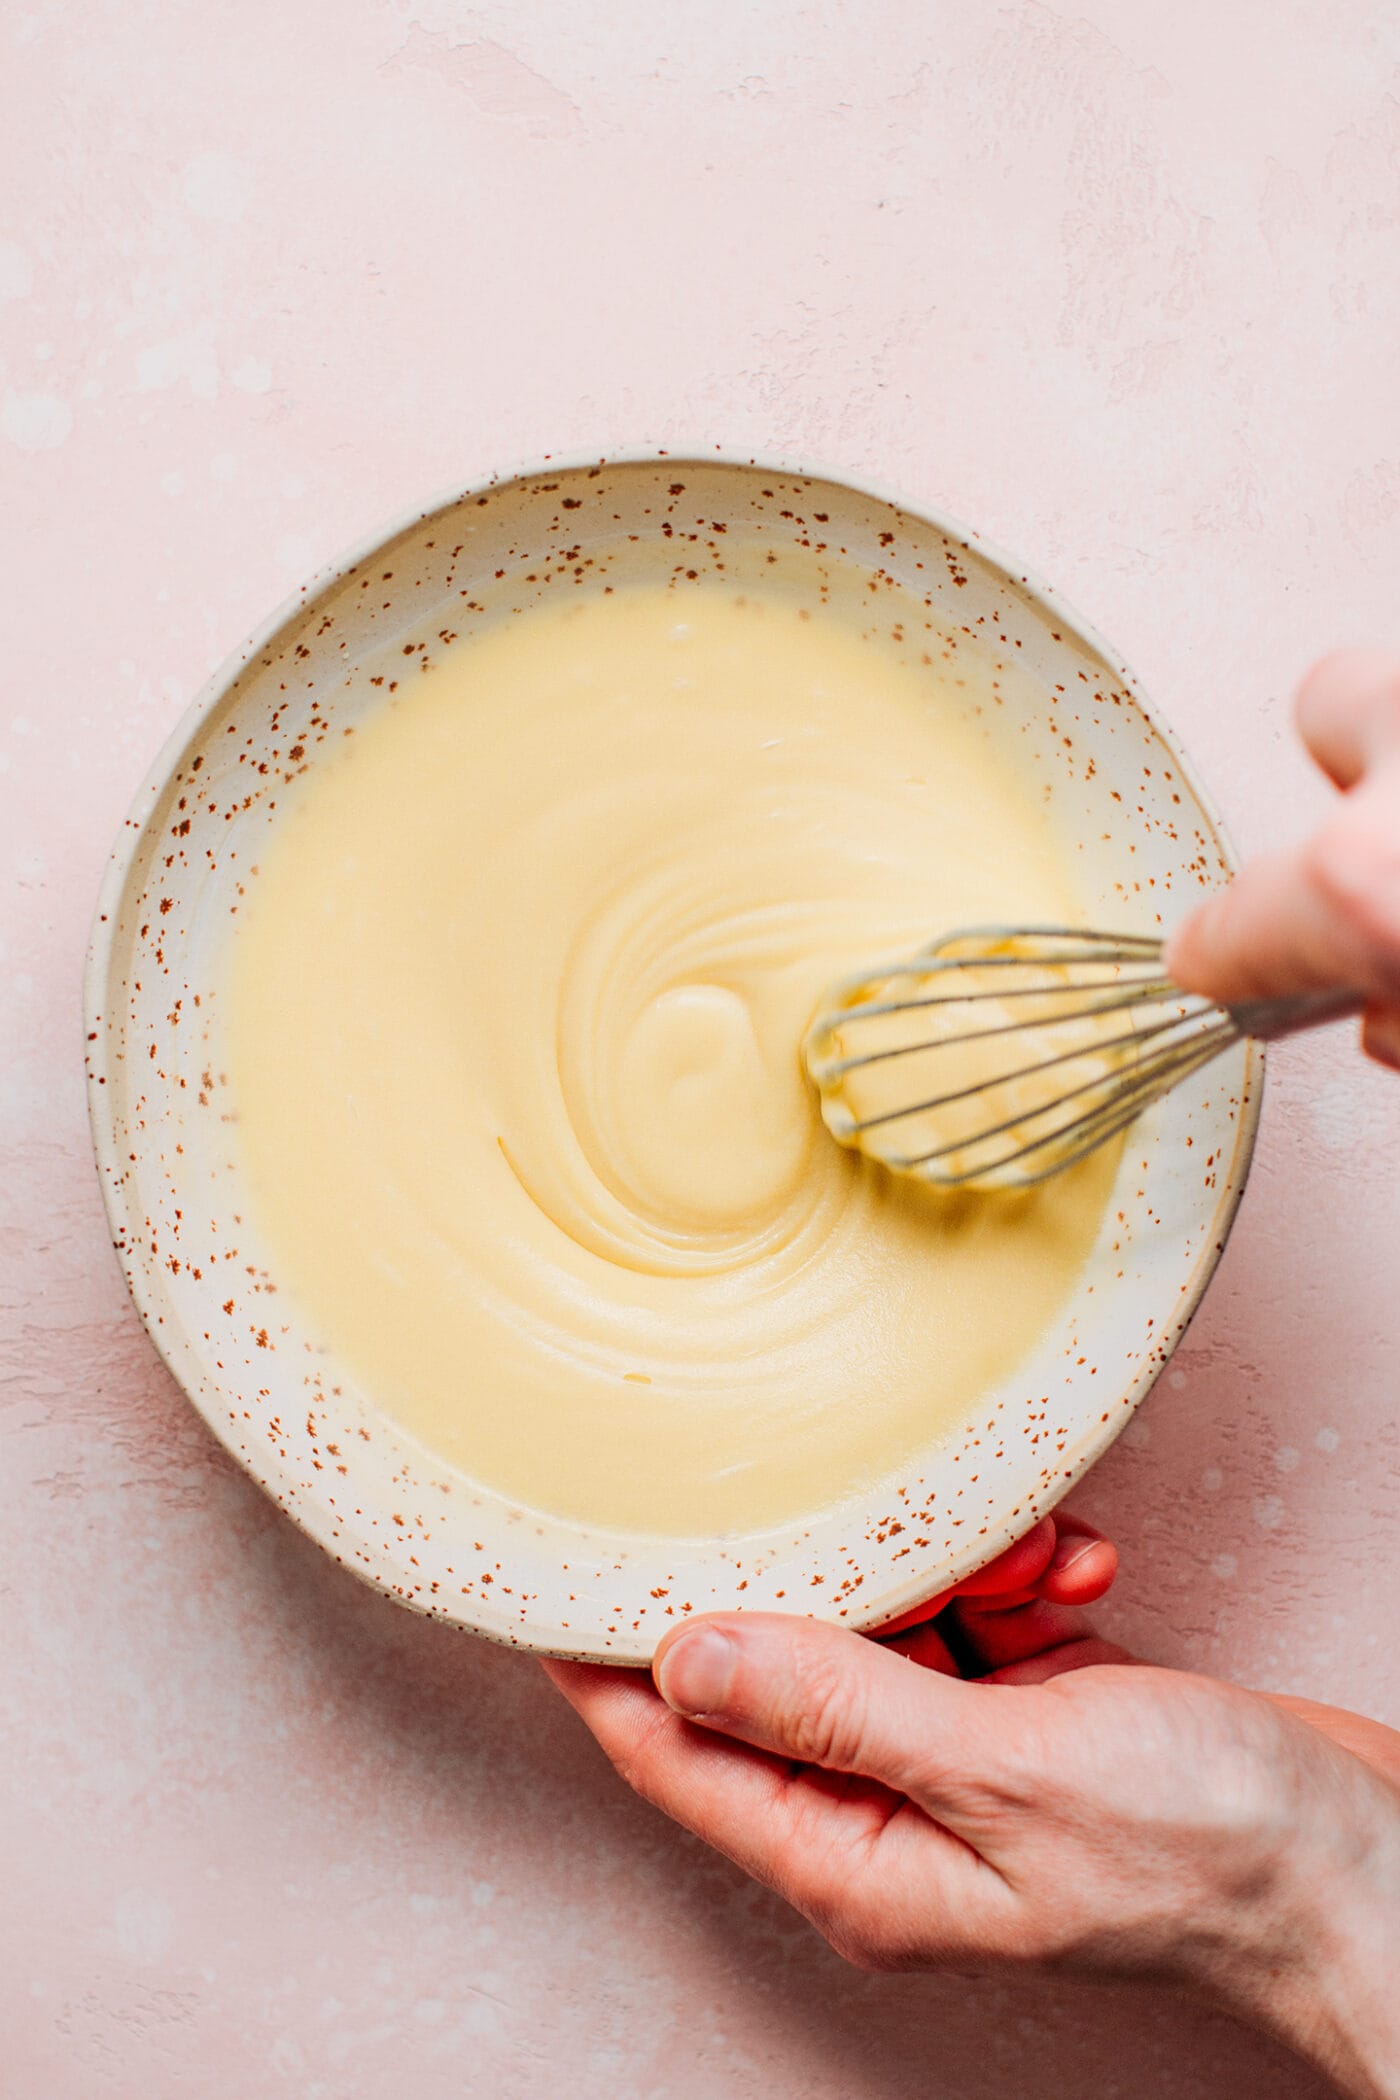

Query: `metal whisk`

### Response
(803, 927, 1354, 1191)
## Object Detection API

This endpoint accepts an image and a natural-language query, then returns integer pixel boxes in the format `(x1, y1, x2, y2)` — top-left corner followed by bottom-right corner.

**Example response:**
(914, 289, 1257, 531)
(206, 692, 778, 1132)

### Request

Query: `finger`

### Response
(542, 1656, 808, 1858)
(952, 1593, 1082, 1665)
(952, 1515, 1057, 1598)
(1362, 1000, 1400, 1072)
(1036, 1524, 1118, 1608)
(1164, 762, 1400, 1009)
(651, 1612, 1010, 1818)
(948, 1595, 1134, 1681)
(541, 1655, 1000, 1960)
(544, 1654, 791, 1808)
(1294, 649, 1400, 789)
(879, 1618, 961, 1673)
(876, 1512, 1116, 1646)
(982, 1638, 1136, 1685)
(872, 1516, 1057, 1639)
(958, 1514, 1117, 1613)
(542, 1661, 829, 1884)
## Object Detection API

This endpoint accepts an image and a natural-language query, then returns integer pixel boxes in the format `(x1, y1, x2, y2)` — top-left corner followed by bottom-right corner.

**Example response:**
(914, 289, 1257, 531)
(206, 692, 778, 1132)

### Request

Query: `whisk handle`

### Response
(1226, 988, 1366, 1041)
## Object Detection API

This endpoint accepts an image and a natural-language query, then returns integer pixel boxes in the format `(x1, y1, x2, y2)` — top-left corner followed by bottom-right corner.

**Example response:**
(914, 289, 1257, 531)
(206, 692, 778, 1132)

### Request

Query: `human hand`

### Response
(1165, 648, 1400, 1070)
(545, 1550, 1400, 2098)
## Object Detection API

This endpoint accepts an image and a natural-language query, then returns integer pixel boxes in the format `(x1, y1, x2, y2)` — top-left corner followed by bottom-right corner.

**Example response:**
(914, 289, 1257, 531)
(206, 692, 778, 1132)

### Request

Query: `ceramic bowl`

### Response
(85, 451, 1261, 1661)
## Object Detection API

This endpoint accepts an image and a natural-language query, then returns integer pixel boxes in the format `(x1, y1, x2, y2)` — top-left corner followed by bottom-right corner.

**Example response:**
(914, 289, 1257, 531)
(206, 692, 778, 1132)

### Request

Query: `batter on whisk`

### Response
(224, 581, 1120, 1536)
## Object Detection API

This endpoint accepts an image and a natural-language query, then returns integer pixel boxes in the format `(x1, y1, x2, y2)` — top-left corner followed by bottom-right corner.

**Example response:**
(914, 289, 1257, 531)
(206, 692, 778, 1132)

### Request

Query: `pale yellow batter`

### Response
(225, 583, 1117, 1536)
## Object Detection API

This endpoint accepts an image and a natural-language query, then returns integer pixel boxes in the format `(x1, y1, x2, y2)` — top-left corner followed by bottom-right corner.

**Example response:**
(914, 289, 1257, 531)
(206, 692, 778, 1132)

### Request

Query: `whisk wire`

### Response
(831, 970, 1176, 1024)
(894, 1020, 1240, 1182)
(804, 926, 1257, 1191)
(817, 982, 1208, 1090)
(842, 1000, 1229, 1136)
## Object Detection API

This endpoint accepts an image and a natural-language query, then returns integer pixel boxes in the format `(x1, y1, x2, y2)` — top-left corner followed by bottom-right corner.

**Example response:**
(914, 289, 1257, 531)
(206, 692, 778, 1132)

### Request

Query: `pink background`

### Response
(5, 3, 1400, 2093)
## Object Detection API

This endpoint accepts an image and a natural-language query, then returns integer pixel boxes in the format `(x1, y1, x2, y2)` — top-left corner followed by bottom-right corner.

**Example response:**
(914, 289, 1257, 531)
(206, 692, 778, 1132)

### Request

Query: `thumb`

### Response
(653, 1611, 1006, 1805)
(1164, 762, 1400, 1011)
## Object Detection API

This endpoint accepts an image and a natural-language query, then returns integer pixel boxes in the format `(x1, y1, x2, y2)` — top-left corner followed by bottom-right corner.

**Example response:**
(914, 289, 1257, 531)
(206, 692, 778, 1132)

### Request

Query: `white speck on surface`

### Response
(471, 1881, 497, 1908)
(1212, 1553, 1237, 1579)
(462, 1997, 504, 2040)
(137, 333, 220, 399)
(112, 1889, 175, 1962)
(1166, 1368, 1187, 1390)
(1274, 1445, 1300, 1473)
(232, 356, 272, 394)
(211, 451, 238, 482)
(1201, 1466, 1223, 1493)
(34, 338, 53, 359)
(1315, 1426, 1340, 1453)
(161, 469, 185, 497)
(270, 2036, 306, 2077)
(0, 239, 33, 300)
(1253, 1496, 1285, 1531)
(181, 151, 254, 224)
(2, 389, 71, 450)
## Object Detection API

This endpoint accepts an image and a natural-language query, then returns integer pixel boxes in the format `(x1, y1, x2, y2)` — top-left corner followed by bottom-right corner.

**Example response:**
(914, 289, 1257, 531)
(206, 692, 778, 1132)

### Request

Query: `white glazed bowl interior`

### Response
(86, 453, 1261, 1661)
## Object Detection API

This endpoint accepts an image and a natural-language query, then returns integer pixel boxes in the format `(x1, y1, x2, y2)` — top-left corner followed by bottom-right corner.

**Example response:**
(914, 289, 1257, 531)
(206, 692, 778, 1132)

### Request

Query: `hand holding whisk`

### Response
(803, 926, 1359, 1191)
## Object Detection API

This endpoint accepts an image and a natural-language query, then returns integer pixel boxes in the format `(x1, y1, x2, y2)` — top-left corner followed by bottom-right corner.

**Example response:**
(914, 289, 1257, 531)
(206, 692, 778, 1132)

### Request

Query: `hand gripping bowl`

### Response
(84, 451, 1261, 1662)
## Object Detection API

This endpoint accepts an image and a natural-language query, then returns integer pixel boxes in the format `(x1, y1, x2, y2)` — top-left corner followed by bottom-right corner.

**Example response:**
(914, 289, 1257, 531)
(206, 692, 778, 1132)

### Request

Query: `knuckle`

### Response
(1206, 1737, 1299, 1864)
(949, 1713, 1044, 1817)
(787, 1657, 868, 1770)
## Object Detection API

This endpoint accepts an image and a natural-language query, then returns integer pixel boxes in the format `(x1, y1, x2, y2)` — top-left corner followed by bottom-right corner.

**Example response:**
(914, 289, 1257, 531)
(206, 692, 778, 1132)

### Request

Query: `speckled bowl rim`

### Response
(84, 444, 1263, 1654)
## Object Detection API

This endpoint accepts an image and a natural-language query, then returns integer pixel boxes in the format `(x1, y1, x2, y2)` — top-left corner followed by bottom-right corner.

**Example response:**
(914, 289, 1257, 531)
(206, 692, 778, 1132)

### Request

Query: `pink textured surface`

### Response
(4, 3, 1399, 2093)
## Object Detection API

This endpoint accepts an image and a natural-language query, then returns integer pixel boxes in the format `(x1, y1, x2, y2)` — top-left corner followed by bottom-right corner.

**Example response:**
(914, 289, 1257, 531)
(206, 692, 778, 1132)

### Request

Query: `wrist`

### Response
(1218, 1767, 1400, 2099)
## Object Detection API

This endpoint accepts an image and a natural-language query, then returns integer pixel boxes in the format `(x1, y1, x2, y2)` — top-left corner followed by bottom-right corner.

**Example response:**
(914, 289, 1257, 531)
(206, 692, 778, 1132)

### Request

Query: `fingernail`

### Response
(656, 1628, 738, 1717)
(1048, 1536, 1096, 1577)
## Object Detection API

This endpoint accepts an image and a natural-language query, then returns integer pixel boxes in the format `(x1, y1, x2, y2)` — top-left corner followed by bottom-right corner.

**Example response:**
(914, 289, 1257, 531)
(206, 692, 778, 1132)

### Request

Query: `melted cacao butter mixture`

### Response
(226, 583, 1117, 1535)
